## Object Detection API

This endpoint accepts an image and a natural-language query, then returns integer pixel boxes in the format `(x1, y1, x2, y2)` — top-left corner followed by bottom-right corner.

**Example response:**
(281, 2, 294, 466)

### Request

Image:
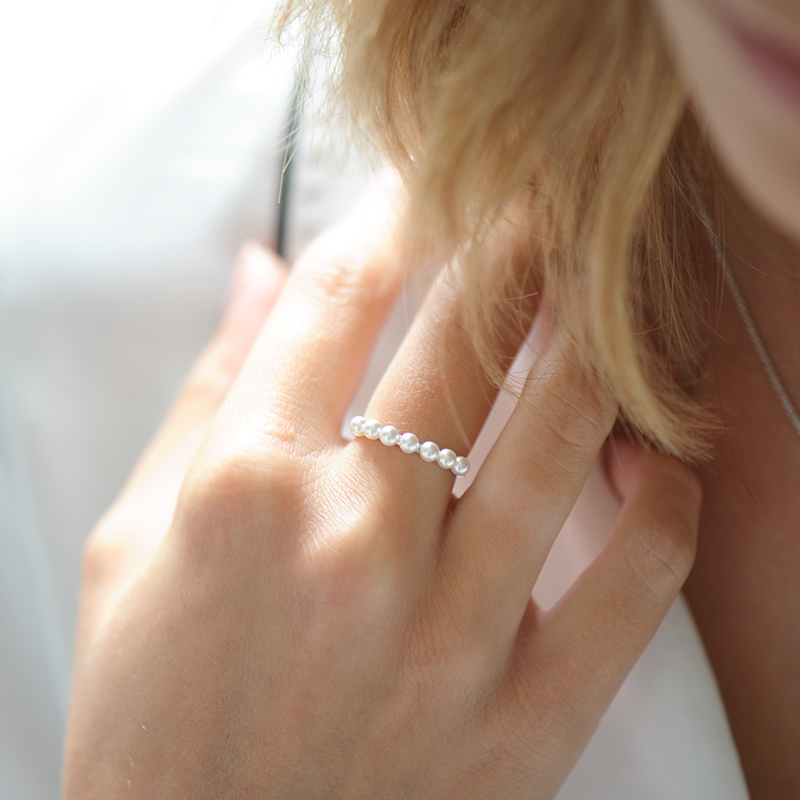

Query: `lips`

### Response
(720, 9, 800, 117)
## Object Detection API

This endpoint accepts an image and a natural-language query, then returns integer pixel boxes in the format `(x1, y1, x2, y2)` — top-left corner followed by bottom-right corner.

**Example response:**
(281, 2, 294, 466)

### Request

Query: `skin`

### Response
(652, 0, 800, 797)
(63, 196, 701, 797)
(653, 0, 800, 235)
(61, 1, 800, 797)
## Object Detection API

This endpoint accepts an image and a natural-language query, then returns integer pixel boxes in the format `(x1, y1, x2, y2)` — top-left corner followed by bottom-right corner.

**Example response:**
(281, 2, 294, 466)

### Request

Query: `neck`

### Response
(683, 144, 800, 800)
(710, 162, 800, 400)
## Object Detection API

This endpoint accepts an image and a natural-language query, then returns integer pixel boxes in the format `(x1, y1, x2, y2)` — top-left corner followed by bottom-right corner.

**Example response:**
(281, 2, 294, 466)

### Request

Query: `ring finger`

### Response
(345, 261, 541, 519)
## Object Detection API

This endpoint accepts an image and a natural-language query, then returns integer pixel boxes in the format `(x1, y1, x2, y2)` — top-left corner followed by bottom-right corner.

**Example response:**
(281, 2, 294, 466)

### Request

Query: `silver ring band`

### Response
(349, 416, 470, 477)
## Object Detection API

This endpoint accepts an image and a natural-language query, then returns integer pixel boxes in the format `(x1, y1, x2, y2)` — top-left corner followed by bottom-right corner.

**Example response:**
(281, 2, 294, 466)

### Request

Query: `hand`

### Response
(63, 203, 702, 799)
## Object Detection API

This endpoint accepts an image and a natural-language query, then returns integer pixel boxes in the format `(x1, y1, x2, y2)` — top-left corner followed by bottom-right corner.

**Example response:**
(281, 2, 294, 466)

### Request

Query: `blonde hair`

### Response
(277, 0, 722, 460)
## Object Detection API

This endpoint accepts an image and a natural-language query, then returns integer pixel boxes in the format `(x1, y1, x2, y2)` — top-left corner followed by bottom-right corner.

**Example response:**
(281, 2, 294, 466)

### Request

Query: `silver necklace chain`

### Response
(685, 165, 800, 438)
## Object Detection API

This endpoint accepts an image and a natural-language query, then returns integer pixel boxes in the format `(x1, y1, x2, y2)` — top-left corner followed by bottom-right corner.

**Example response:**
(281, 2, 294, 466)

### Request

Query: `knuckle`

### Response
(534, 415, 594, 481)
(192, 444, 302, 508)
(529, 357, 612, 462)
(305, 511, 405, 610)
(295, 232, 397, 310)
(624, 512, 697, 603)
(184, 447, 263, 507)
(514, 377, 610, 489)
(175, 444, 305, 562)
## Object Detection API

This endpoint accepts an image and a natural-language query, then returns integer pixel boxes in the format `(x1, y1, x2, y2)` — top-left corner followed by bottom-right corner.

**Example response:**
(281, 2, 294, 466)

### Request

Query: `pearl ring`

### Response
(349, 416, 470, 477)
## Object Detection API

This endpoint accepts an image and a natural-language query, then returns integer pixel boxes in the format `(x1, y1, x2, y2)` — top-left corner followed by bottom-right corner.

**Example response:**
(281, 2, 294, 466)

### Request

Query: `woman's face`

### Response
(652, 0, 800, 236)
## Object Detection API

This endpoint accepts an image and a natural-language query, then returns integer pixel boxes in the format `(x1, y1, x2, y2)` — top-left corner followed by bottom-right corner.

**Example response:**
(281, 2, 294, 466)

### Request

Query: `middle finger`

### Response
(207, 192, 405, 457)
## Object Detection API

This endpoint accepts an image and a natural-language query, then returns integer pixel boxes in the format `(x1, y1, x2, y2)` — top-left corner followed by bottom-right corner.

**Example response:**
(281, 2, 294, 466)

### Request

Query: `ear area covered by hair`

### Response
(274, 0, 717, 461)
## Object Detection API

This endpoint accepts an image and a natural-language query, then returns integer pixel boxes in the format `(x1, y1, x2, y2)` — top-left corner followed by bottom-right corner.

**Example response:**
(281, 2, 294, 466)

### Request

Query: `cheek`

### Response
(653, 0, 800, 237)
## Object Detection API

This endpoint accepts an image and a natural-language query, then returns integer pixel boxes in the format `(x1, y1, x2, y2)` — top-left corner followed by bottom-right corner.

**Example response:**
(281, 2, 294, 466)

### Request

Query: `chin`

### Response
(704, 102, 800, 238)
(654, 0, 800, 237)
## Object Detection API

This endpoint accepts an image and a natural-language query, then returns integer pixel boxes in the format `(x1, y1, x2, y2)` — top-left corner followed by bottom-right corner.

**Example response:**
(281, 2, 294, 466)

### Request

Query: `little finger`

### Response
(526, 439, 701, 728)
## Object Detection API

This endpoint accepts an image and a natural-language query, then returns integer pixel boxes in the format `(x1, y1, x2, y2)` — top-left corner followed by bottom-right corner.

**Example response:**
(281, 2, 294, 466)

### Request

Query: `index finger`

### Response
(207, 184, 406, 456)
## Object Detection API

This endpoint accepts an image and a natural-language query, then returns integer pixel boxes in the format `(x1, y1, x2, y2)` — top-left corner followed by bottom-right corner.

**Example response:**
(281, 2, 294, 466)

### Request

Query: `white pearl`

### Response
(451, 456, 470, 477)
(398, 432, 420, 454)
(419, 441, 440, 463)
(437, 448, 456, 469)
(349, 415, 367, 437)
(380, 425, 400, 446)
(364, 419, 382, 440)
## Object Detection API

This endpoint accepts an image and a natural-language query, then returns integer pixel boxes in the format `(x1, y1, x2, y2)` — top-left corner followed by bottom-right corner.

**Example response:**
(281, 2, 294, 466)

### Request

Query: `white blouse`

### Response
(0, 1, 748, 797)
